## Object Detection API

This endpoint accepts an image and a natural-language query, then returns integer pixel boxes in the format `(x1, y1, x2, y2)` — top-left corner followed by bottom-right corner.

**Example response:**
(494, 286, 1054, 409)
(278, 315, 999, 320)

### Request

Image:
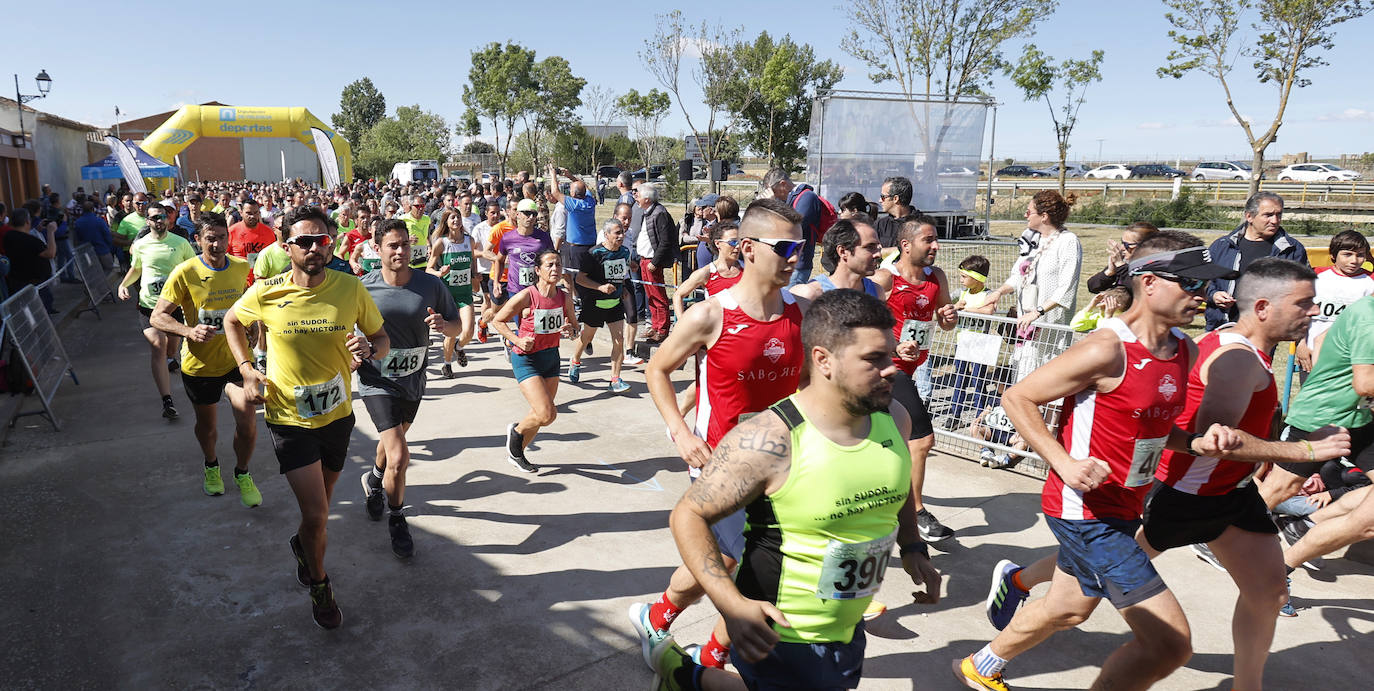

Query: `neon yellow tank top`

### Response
(735, 395, 912, 643)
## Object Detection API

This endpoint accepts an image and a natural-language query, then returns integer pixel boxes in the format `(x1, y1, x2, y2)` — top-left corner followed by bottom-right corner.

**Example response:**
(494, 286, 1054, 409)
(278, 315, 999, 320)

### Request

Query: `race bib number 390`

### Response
(144, 274, 167, 298)
(900, 319, 933, 349)
(816, 532, 896, 600)
(294, 373, 345, 419)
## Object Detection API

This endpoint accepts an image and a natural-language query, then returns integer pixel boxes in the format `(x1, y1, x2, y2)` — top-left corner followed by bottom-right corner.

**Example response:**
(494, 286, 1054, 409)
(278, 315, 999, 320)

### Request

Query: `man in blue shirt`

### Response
(72, 201, 116, 271)
(546, 163, 598, 279)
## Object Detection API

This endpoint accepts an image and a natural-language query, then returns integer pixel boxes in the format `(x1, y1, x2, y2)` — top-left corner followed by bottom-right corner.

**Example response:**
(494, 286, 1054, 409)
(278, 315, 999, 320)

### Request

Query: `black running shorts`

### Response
(1276, 420, 1374, 477)
(138, 304, 184, 330)
(1142, 480, 1277, 552)
(361, 395, 421, 433)
(268, 414, 355, 474)
(181, 368, 244, 407)
(891, 370, 935, 440)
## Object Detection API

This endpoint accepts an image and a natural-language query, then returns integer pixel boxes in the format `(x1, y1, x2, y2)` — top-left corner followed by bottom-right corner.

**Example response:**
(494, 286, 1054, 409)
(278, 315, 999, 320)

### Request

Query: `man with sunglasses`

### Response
(357, 220, 463, 559)
(955, 232, 1347, 691)
(114, 193, 151, 252)
(872, 218, 960, 544)
(225, 205, 387, 630)
(874, 176, 918, 259)
(149, 212, 262, 507)
(118, 201, 197, 420)
(492, 197, 553, 313)
(631, 198, 810, 675)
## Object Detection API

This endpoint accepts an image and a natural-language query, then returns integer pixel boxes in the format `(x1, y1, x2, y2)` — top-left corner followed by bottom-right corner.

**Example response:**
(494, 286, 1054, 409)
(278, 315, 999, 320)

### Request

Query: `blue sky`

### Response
(12, 0, 1372, 163)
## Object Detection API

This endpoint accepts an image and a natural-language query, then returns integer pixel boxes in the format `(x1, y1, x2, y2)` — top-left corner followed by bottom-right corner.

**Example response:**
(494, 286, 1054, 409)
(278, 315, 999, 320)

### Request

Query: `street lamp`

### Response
(13, 69, 53, 148)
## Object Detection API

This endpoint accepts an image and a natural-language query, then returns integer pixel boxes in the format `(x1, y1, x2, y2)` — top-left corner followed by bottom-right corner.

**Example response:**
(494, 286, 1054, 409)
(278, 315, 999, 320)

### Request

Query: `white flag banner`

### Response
(955, 330, 1002, 367)
(104, 136, 146, 195)
(310, 127, 341, 189)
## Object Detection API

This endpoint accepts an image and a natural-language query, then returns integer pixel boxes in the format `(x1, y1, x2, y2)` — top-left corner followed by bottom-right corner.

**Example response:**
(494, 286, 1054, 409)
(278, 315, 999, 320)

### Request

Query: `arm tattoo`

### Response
(683, 419, 787, 521)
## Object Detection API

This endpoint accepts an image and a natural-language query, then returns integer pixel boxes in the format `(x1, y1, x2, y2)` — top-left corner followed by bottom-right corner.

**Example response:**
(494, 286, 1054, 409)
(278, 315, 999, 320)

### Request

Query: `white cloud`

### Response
(677, 36, 721, 60)
(1137, 122, 1171, 130)
(1316, 108, 1374, 122)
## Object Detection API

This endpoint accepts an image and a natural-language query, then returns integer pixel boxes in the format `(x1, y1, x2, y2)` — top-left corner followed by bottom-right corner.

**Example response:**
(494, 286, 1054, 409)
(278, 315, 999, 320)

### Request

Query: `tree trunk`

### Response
(1058, 144, 1069, 196)
(1249, 146, 1265, 197)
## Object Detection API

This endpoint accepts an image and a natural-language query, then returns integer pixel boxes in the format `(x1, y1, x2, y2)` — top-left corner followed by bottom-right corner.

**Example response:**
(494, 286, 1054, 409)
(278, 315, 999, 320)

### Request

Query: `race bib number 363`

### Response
(603, 258, 628, 281)
(816, 532, 896, 600)
(294, 373, 345, 419)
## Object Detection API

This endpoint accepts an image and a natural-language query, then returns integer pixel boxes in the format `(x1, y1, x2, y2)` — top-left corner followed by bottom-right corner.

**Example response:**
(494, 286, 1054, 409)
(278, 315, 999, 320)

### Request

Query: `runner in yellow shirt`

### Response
(150, 211, 262, 507)
(225, 205, 388, 630)
(117, 204, 196, 420)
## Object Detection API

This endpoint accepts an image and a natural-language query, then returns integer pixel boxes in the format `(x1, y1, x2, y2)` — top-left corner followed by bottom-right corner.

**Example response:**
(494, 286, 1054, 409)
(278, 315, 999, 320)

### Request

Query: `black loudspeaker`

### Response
(679, 160, 695, 182)
(710, 159, 728, 181)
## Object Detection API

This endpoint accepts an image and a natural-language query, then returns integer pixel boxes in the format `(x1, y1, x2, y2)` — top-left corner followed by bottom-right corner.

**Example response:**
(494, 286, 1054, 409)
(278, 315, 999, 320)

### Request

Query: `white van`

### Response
(1190, 160, 1252, 180)
(390, 160, 441, 184)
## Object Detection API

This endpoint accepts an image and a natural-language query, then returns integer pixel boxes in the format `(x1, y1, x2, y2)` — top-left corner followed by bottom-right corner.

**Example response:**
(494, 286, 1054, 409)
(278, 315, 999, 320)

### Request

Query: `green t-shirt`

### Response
(254, 243, 291, 280)
(402, 213, 431, 268)
(130, 232, 196, 309)
(1287, 295, 1374, 431)
(117, 213, 147, 241)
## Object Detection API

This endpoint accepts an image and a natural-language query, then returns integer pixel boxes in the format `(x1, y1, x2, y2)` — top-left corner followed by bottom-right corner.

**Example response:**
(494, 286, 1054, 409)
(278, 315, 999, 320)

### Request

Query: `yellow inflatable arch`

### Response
(140, 105, 353, 183)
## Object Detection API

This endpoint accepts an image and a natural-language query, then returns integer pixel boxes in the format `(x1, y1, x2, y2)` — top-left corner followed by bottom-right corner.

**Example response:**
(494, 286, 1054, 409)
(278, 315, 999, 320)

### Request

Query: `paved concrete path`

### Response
(2, 294, 1371, 690)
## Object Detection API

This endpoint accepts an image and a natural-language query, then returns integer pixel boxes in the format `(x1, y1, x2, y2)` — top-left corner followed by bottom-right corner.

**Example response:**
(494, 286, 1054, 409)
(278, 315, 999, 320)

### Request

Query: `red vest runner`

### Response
(1043, 318, 1192, 521)
(695, 288, 804, 447)
(514, 285, 566, 355)
(705, 262, 743, 296)
(1155, 329, 1276, 495)
(886, 267, 941, 373)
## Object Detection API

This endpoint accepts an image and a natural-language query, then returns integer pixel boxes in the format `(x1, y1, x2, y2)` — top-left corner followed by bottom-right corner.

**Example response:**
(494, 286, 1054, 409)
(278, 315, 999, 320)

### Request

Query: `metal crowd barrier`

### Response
(73, 244, 115, 319)
(0, 284, 79, 430)
(923, 311, 1085, 479)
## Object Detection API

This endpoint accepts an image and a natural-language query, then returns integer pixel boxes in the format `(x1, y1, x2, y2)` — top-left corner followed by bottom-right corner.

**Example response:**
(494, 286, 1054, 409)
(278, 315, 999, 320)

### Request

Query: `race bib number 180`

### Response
(816, 532, 896, 600)
(533, 307, 563, 335)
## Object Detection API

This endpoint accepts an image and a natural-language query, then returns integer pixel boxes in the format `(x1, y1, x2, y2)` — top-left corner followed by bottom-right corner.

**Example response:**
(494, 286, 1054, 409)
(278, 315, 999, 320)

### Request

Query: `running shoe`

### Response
(456, 349, 468, 367)
(988, 453, 1020, 470)
(203, 465, 224, 496)
(389, 514, 414, 559)
(628, 601, 671, 670)
(1279, 577, 1297, 617)
(917, 508, 955, 542)
(476, 326, 489, 344)
(289, 534, 311, 587)
(609, 377, 631, 394)
(649, 636, 694, 691)
(506, 423, 537, 473)
(568, 361, 583, 383)
(682, 643, 704, 666)
(863, 599, 887, 621)
(361, 472, 385, 521)
(1191, 543, 1226, 572)
(309, 578, 342, 630)
(442, 363, 455, 379)
(985, 559, 1029, 630)
(162, 400, 179, 420)
(622, 354, 646, 366)
(234, 472, 262, 508)
(953, 656, 1010, 690)
(585, 342, 594, 356)
(979, 448, 997, 467)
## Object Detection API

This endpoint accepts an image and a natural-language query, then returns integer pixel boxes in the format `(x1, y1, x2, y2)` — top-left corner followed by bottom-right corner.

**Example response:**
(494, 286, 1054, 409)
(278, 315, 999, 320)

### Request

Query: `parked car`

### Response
(938, 165, 978, 177)
(1191, 160, 1252, 180)
(1036, 164, 1087, 178)
(1085, 164, 1133, 180)
(595, 165, 622, 180)
(631, 164, 666, 181)
(1276, 163, 1362, 182)
(995, 165, 1040, 178)
(1130, 164, 1187, 178)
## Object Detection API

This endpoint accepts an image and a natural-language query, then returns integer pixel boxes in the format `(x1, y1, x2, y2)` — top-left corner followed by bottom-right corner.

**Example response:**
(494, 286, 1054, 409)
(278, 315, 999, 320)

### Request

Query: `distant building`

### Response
(0, 96, 104, 207)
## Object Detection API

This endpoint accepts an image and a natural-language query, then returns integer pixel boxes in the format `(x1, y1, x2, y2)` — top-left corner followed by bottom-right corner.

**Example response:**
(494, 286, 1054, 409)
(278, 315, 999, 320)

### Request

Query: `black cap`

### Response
(1128, 246, 1237, 281)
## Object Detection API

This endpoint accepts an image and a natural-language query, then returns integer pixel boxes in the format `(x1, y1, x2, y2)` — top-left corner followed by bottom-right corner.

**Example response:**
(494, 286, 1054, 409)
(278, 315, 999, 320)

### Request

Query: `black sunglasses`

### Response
(746, 236, 805, 259)
(1148, 271, 1207, 293)
(286, 234, 333, 250)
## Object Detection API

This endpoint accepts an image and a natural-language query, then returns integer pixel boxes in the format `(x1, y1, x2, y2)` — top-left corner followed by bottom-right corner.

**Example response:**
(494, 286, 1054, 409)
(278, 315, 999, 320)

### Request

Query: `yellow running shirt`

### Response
(161, 254, 251, 377)
(233, 270, 383, 429)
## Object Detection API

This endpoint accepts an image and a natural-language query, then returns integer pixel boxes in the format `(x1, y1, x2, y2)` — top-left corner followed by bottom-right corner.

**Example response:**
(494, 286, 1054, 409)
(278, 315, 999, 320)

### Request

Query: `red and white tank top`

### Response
(1043, 318, 1192, 521)
(695, 288, 804, 447)
(1155, 329, 1276, 495)
(886, 267, 942, 373)
(705, 262, 743, 296)
(515, 286, 567, 355)
(1309, 267, 1374, 346)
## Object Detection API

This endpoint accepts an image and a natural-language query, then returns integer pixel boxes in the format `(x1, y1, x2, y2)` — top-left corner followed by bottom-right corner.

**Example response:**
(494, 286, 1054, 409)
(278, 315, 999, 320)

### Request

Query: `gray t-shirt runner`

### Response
(357, 269, 458, 401)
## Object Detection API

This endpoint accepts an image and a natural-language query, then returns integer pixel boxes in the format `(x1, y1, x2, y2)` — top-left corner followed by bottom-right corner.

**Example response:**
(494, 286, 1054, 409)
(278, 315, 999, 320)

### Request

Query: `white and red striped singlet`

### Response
(695, 288, 804, 447)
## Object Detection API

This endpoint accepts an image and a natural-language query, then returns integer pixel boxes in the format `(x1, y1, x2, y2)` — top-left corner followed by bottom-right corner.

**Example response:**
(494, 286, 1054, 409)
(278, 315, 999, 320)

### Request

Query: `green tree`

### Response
(356, 105, 451, 179)
(841, 0, 1051, 184)
(721, 32, 843, 171)
(603, 133, 640, 168)
(518, 56, 586, 172)
(641, 11, 753, 166)
(462, 42, 537, 178)
(330, 77, 386, 149)
(1009, 46, 1104, 194)
(462, 140, 495, 154)
(616, 88, 672, 169)
(1159, 0, 1370, 194)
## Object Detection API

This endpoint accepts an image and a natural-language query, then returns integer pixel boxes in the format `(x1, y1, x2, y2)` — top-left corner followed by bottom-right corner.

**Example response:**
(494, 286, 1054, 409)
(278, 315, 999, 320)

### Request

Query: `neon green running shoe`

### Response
(649, 636, 695, 691)
(235, 471, 262, 508)
(203, 465, 224, 496)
